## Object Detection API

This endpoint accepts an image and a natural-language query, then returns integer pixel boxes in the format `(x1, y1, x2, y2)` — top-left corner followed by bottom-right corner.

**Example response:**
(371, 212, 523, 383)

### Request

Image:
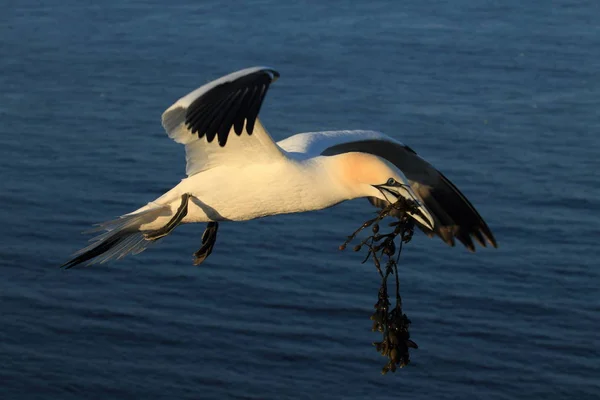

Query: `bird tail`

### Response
(61, 204, 170, 269)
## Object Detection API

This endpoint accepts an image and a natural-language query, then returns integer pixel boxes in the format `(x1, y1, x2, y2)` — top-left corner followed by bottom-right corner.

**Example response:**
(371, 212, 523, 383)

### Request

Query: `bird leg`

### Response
(193, 221, 219, 265)
(144, 193, 190, 241)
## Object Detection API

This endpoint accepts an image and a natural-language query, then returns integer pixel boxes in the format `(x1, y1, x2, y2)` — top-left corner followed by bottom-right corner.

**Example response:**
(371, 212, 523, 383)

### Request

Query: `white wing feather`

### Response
(161, 67, 285, 176)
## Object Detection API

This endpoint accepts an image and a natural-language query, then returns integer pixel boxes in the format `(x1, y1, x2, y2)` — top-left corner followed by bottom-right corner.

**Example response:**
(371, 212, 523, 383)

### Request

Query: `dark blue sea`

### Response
(2, 1, 599, 399)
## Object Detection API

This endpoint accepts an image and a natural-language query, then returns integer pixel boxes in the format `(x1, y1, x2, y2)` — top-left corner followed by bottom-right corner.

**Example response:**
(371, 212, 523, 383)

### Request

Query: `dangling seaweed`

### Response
(340, 197, 419, 374)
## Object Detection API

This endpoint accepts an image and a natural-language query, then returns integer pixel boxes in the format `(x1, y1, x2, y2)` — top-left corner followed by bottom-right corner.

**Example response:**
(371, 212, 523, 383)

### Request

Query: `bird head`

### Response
(335, 152, 435, 231)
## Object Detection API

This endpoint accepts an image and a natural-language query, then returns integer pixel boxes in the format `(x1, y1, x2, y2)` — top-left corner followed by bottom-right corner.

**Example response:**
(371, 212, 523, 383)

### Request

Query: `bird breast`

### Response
(178, 158, 349, 222)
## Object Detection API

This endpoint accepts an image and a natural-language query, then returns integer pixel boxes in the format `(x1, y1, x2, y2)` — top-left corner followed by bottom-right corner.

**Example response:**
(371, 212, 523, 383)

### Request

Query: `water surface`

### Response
(1, 1, 599, 399)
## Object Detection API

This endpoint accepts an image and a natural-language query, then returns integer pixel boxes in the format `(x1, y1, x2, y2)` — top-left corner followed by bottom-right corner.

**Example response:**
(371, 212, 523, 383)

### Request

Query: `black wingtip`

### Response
(472, 230, 487, 248)
(266, 68, 280, 82)
(486, 234, 498, 248)
(184, 68, 278, 147)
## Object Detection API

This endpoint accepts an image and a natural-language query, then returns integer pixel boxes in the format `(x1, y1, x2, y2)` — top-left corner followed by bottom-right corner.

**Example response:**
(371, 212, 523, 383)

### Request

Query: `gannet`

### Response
(62, 67, 496, 268)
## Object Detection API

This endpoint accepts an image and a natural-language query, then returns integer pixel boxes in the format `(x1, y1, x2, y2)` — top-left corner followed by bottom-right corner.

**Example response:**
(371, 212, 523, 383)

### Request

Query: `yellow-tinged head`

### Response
(334, 152, 403, 197)
(331, 152, 435, 230)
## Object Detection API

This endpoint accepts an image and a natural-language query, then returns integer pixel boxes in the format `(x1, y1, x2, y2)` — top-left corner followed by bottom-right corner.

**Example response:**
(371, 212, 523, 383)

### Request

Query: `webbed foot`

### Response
(193, 221, 219, 265)
(144, 193, 190, 241)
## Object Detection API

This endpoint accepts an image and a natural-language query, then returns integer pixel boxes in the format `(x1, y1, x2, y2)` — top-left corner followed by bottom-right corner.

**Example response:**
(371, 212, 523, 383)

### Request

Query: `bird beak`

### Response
(374, 182, 435, 231)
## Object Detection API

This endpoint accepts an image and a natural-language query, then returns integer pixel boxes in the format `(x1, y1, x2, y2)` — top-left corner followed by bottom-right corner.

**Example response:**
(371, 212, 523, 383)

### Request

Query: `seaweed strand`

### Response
(340, 197, 419, 374)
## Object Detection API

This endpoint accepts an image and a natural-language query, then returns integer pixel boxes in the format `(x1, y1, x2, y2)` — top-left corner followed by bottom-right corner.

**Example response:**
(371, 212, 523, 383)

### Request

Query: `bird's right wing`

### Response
(161, 66, 286, 176)
(278, 130, 496, 251)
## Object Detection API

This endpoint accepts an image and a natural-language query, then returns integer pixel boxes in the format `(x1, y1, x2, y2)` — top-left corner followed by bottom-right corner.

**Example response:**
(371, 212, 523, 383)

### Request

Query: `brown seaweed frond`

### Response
(340, 197, 419, 374)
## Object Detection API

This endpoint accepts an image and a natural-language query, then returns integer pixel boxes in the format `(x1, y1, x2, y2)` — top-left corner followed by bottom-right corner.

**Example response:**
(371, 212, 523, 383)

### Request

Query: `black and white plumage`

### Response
(286, 132, 496, 251)
(62, 66, 496, 268)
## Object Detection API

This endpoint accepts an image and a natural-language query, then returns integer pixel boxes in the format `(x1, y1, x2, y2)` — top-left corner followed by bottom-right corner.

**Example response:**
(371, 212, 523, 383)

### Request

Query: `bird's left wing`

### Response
(278, 130, 497, 251)
(162, 66, 286, 176)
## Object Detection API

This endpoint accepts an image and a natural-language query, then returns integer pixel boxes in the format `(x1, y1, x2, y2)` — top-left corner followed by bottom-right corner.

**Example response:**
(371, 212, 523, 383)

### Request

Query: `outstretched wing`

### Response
(278, 130, 497, 251)
(162, 66, 286, 176)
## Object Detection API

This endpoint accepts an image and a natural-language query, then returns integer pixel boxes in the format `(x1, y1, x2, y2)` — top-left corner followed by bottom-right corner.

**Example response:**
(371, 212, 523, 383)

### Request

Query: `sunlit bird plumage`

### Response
(62, 66, 496, 268)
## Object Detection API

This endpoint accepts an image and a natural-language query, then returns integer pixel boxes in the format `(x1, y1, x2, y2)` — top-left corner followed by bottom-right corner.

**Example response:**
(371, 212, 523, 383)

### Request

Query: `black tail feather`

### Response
(61, 231, 128, 269)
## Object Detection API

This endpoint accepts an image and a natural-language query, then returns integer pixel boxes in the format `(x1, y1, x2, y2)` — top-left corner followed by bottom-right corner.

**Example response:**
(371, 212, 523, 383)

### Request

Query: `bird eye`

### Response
(386, 178, 396, 185)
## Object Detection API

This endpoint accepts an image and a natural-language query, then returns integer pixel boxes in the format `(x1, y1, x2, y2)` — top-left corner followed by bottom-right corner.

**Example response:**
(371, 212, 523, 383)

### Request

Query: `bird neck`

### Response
(293, 155, 361, 207)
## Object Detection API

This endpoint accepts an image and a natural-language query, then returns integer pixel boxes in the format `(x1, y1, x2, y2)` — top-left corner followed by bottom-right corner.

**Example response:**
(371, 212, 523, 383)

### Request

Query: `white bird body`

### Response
(137, 151, 347, 227)
(63, 66, 496, 268)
